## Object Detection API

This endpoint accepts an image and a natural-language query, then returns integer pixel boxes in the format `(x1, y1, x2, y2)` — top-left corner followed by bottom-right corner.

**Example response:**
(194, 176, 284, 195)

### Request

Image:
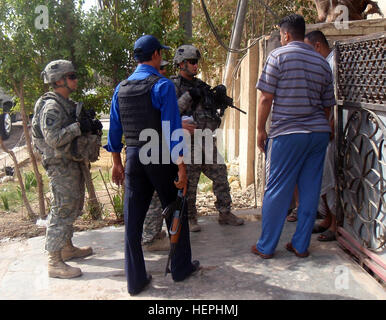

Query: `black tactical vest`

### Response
(118, 75, 162, 147)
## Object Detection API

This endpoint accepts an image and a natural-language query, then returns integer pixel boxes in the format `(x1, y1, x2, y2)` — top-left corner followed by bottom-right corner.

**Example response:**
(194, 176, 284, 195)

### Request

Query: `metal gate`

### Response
(335, 32, 386, 283)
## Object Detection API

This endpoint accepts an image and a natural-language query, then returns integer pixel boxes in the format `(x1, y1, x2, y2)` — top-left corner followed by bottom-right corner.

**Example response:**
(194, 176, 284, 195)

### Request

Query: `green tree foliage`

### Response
(0, 0, 96, 219)
(0, 0, 184, 113)
(1, 0, 319, 113)
(192, 0, 318, 78)
(0, 0, 93, 114)
(79, 0, 184, 113)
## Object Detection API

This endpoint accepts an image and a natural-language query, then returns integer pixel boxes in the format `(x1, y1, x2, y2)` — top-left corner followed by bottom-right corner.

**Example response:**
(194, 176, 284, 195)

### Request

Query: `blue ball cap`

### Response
(134, 35, 170, 60)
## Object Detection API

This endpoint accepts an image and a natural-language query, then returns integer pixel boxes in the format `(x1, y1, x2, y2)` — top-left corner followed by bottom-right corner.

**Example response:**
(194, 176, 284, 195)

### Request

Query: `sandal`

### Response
(287, 208, 298, 222)
(312, 223, 328, 234)
(285, 242, 309, 258)
(251, 245, 274, 259)
(317, 229, 336, 242)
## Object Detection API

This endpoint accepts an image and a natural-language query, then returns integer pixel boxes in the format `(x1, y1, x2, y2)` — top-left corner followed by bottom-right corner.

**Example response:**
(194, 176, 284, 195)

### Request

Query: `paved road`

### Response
(0, 118, 110, 157)
(0, 122, 29, 172)
(101, 118, 110, 131)
(0, 121, 25, 154)
(0, 119, 109, 171)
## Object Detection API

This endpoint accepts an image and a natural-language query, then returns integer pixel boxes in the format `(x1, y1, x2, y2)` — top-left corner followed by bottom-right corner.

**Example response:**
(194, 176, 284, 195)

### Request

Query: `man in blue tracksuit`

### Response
(252, 14, 336, 259)
(105, 35, 199, 295)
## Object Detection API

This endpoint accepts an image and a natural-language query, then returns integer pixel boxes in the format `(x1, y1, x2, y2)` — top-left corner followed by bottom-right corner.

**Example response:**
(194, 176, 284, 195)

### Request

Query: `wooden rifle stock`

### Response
(163, 189, 186, 276)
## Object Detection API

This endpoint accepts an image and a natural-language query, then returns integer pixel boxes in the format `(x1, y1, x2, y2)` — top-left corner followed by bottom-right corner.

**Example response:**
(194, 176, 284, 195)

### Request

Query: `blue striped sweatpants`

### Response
(256, 132, 330, 255)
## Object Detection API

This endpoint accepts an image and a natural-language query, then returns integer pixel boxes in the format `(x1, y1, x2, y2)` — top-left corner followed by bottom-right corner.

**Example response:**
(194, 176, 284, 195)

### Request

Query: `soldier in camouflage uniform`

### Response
(32, 60, 93, 279)
(172, 45, 244, 232)
(159, 60, 169, 76)
(142, 192, 168, 251)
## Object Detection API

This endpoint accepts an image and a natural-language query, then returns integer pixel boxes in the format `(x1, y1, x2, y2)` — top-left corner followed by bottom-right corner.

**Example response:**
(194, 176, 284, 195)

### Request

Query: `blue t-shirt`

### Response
(105, 64, 185, 163)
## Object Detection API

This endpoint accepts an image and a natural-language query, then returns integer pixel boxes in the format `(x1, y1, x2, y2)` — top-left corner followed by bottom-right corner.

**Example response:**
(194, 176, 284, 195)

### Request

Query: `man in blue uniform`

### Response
(105, 35, 199, 295)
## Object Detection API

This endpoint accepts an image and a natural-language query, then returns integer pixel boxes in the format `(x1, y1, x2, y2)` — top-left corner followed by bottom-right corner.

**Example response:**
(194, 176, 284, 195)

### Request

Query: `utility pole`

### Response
(223, 0, 248, 89)
(179, 0, 192, 43)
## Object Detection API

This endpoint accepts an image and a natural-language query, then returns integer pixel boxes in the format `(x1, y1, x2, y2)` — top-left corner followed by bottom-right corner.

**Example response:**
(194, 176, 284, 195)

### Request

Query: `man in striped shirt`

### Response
(251, 14, 336, 259)
(305, 30, 337, 242)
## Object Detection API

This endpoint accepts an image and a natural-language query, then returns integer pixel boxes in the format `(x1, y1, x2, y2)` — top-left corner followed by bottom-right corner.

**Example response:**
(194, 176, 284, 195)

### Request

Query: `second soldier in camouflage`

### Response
(171, 45, 244, 232)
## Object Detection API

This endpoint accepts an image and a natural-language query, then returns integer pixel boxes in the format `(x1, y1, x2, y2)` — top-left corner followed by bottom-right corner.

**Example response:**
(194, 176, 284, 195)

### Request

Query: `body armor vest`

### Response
(31, 92, 76, 159)
(32, 92, 101, 164)
(118, 75, 162, 147)
(32, 92, 72, 141)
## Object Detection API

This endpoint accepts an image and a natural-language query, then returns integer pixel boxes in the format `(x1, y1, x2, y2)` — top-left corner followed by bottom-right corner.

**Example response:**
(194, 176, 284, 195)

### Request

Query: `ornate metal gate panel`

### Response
(335, 32, 386, 282)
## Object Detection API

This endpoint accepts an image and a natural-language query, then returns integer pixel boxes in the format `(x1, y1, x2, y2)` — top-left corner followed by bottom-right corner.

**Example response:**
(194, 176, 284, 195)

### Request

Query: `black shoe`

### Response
(173, 260, 200, 282)
(129, 273, 152, 296)
(192, 260, 200, 273)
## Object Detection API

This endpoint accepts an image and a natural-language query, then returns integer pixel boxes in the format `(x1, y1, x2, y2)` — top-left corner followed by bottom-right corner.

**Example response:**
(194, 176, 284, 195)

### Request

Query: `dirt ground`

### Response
(0, 141, 258, 242)
(0, 146, 123, 241)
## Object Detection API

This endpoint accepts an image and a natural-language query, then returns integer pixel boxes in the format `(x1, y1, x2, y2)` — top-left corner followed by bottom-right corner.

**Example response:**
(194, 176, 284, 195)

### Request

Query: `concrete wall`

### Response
(306, 18, 386, 44)
(223, 70, 241, 162)
(238, 39, 259, 189)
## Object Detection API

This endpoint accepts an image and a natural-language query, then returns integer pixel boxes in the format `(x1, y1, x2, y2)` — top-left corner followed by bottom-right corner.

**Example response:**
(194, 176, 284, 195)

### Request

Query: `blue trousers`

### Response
(124, 147, 196, 294)
(256, 132, 330, 255)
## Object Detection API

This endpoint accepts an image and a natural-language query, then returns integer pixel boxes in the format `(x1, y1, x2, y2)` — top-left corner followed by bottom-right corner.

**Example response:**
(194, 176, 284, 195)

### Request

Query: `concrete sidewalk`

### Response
(0, 212, 385, 300)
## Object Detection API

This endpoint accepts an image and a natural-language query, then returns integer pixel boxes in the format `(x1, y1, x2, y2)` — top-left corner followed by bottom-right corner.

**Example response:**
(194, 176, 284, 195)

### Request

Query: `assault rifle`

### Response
(76, 102, 103, 135)
(200, 84, 246, 117)
(162, 188, 186, 276)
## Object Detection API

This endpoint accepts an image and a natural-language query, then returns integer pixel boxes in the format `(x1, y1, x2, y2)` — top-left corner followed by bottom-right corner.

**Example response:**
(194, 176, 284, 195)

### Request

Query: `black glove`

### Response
(91, 119, 103, 134)
(78, 118, 92, 133)
(188, 88, 201, 105)
(87, 108, 96, 119)
(213, 84, 232, 106)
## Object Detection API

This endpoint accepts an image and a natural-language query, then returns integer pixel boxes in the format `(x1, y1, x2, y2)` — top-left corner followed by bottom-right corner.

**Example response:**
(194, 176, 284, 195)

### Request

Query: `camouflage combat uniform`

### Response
(142, 192, 164, 245)
(171, 75, 233, 220)
(33, 59, 97, 279)
(32, 92, 84, 252)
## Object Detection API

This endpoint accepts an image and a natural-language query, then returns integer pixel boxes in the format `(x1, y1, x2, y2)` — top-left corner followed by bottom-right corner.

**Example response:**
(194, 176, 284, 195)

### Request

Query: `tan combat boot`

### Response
(143, 231, 170, 252)
(61, 239, 93, 262)
(218, 212, 244, 226)
(48, 251, 82, 279)
(189, 218, 201, 232)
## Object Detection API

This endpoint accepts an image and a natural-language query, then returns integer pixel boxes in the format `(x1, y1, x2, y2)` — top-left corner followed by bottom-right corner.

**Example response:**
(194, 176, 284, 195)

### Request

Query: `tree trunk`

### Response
(80, 161, 103, 220)
(179, 0, 192, 43)
(17, 85, 46, 218)
(64, 1, 76, 63)
(0, 136, 35, 220)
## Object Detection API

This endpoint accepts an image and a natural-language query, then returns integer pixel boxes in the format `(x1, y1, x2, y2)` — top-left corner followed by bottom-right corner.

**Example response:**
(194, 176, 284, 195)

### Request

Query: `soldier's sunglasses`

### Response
(66, 73, 78, 80)
(186, 59, 198, 65)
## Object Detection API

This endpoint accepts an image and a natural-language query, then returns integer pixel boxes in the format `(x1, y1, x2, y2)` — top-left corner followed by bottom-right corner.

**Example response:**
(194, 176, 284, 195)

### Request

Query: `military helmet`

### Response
(41, 60, 75, 84)
(173, 45, 201, 65)
(160, 60, 169, 67)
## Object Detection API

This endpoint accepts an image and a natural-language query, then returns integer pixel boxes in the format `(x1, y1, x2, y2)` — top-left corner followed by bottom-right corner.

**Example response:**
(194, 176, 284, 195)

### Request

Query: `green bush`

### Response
(0, 194, 9, 211)
(112, 193, 124, 221)
(24, 172, 37, 192)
